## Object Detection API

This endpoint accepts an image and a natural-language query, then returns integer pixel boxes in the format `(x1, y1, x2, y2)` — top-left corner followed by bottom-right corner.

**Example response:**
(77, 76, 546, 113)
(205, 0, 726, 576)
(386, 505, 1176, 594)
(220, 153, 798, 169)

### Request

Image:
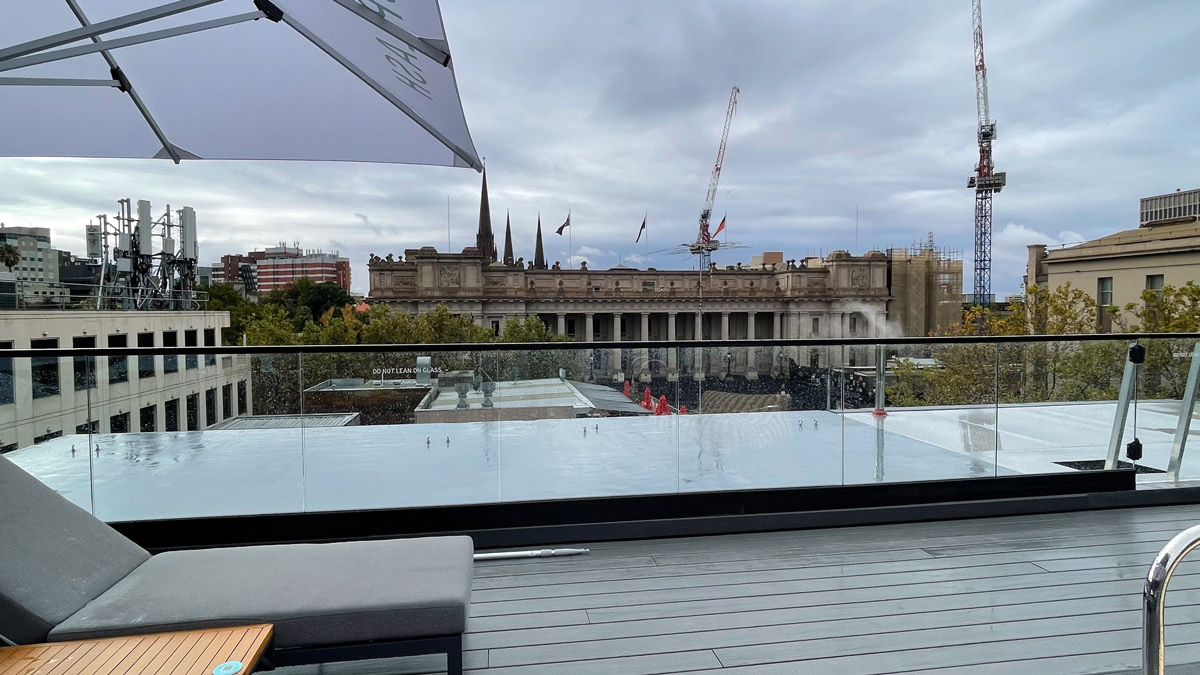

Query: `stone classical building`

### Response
(1026, 188, 1200, 331)
(368, 173, 959, 377)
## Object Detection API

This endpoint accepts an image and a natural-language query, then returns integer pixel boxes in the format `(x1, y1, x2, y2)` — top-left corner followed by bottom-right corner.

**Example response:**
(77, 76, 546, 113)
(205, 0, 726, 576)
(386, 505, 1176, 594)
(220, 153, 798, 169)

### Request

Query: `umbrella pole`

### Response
(474, 548, 590, 561)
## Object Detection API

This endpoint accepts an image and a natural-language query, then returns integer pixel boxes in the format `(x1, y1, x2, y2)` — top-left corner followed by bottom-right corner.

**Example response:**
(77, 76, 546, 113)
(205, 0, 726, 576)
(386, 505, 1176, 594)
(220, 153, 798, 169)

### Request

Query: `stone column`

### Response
(721, 312, 730, 340)
(611, 312, 623, 381)
(556, 313, 566, 336)
(640, 312, 650, 341)
(667, 312, 678, 380)
(694, 311, 702, 340)
(746, 312, 758, 380)
(584, 312, 594, 342)
(772, 312, 781, 339)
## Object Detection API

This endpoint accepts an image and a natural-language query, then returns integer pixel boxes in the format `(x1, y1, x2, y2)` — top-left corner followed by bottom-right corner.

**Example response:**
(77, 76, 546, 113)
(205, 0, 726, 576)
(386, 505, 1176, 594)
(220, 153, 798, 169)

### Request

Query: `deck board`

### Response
(272, 503, 1200, 674)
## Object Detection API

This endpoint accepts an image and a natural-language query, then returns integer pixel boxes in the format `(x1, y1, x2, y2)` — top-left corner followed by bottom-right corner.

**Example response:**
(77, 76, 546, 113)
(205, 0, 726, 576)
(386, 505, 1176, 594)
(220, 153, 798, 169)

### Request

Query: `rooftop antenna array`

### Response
(85, 199, 199, 310)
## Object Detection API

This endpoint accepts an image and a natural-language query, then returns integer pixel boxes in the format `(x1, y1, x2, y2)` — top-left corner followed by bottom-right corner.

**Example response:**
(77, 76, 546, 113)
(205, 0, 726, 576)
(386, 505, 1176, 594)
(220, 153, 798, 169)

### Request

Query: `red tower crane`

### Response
(967, 0, 1005, 309)
(692, 85, 739, 263)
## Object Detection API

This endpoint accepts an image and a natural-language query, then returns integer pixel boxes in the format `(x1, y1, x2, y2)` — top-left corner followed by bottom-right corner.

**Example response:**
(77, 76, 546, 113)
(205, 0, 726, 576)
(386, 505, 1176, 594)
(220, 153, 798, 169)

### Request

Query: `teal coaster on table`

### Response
(213, 661, 243, 675)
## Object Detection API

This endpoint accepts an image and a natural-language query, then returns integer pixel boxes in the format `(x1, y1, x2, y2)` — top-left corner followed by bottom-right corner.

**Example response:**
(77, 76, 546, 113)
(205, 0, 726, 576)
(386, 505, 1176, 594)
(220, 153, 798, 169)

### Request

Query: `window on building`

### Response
(1097, 277, 1114, 307)
(203, 328, 217, 366)
(491, 320, 500, 336)
(0, 443, 17, 454)
(222, 384, 232, 420)
(31, 338, 59, 399)
(165, 398, 180, 432)
(1097, 277, 1115, 332)
(163, 331, 178, 374)
(809, 348, 820, 368)
(811, 317, 820, 337)
(138, 332, 155, 379)
(642, 281, 655, 292)
(33, 430, 62, 444)
(73, 336, 96, 391)
(139, 405, 156, 432)
(110, 412, 130, 434)
(1147, 274, 1165, 295)
(75, 420, 98, 435)
(108, 334, 129, 384)
(184, 330, 198, 370)
(186, 394, 199, 431)
(849, 316, 858, 334)
(0, 341, 12, 405)
(205, 388, 217, 426)
(237, 380, 247, 415)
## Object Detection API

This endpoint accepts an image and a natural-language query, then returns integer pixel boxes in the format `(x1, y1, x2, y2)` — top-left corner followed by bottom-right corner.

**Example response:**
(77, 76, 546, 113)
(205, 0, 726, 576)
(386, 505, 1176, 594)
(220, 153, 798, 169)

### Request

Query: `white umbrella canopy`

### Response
(0, 0, 482, 169)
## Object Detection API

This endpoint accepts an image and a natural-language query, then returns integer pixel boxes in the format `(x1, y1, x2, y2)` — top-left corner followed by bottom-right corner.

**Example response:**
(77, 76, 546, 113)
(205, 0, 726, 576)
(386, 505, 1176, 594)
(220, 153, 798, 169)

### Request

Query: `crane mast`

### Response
(967, 0, 1005, 309)
(695, 85, 739, 251)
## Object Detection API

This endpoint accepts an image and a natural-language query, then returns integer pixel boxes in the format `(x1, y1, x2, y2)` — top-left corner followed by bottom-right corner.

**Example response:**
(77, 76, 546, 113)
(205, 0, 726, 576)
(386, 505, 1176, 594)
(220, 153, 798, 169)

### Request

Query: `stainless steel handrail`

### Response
(1144, 524, 1200, 673)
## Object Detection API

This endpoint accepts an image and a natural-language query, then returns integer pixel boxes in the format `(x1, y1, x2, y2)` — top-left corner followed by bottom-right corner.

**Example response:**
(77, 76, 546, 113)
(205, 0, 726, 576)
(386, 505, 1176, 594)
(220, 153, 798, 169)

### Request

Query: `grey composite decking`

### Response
(279, 503, 1200, 674)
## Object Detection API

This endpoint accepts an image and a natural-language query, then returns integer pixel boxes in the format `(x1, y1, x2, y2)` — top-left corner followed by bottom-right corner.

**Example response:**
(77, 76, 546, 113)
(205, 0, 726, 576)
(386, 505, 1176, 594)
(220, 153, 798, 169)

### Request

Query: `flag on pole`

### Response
(635, 215, 647, 243)
(556, 212, 571, 235)
(713, 215, 727, 237)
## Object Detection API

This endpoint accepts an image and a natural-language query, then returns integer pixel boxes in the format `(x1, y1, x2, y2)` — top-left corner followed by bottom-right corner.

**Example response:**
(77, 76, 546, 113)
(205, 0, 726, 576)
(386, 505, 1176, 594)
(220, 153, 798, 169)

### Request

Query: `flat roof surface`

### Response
(11, 399, 1198, 522)
(208, 413, 360, 430)
(424, 378, 593, 412)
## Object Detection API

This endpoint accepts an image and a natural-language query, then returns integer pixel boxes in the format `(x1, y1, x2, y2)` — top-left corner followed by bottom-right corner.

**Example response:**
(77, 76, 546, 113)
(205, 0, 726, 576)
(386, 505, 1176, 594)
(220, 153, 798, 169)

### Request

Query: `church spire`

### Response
(475, 170, 495, 262)
(502, 212, 514, 265)
(533, 215, 546, 269)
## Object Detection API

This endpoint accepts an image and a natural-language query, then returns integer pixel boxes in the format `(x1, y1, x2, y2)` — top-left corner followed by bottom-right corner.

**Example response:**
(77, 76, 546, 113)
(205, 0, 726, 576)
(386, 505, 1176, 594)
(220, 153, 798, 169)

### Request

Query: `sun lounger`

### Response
(0, 455, 473, 674)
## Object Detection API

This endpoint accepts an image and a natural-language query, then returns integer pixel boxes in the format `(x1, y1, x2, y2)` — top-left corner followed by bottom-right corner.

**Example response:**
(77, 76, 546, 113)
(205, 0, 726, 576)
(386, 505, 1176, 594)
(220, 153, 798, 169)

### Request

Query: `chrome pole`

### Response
(1144, 524, 1200, 673)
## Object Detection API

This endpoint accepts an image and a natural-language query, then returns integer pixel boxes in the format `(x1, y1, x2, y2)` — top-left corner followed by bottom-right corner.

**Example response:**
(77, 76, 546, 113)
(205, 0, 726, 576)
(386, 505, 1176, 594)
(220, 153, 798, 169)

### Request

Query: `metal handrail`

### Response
(1144, 524, 1200, 673)
(2, 331, 1199, 360)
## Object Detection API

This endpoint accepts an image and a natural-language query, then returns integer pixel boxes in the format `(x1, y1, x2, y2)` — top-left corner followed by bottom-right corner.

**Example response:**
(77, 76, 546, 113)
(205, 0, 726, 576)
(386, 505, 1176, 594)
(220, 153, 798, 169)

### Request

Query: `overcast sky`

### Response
(0, 0, 1197, 297)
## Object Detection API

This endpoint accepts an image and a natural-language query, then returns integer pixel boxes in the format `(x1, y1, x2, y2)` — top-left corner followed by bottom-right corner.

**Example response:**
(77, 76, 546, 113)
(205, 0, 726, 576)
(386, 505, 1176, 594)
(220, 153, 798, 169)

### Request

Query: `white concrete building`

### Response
(0, 310, 253, 451)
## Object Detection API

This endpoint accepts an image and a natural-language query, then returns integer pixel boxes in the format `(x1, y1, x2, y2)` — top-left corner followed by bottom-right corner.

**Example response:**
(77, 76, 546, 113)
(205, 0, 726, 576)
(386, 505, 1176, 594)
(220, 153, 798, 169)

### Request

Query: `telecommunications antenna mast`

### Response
(967, 0, 1005, 308)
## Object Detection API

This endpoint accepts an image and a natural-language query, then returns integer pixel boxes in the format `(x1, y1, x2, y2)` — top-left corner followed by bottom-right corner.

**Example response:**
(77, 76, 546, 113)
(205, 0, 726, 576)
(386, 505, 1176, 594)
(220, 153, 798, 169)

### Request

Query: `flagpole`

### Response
(569, 212, 573, 270)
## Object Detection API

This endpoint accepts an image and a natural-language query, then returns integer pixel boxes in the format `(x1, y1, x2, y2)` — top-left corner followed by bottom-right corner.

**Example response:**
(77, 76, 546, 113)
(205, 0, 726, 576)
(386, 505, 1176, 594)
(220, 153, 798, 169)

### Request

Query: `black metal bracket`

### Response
(109, 66, 129, 93)
(253, 0, 284, 22)
(1130, 343, 1147, 364)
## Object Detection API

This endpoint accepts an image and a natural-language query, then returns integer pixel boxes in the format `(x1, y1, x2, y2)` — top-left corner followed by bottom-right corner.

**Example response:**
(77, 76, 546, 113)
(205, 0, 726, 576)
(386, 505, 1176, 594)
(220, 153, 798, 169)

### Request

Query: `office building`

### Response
(0, 310, 252, 450)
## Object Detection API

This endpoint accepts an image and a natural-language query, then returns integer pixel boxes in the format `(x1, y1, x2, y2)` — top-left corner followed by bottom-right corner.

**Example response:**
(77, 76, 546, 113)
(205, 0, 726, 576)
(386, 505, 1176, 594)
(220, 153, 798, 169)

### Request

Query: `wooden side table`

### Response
(0, 624, 273, 675)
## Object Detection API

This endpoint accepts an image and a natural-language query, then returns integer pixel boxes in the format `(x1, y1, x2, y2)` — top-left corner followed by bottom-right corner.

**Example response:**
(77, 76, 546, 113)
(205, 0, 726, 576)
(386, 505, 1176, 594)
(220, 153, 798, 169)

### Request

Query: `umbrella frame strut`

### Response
(0, 0, 480, 169)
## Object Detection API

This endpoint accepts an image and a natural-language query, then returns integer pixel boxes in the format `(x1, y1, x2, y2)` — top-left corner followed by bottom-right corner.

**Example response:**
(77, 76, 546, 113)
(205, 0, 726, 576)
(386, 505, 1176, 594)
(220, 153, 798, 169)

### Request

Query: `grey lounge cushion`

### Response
(0, 455, 150, 644)
(49, 536, 474, 647)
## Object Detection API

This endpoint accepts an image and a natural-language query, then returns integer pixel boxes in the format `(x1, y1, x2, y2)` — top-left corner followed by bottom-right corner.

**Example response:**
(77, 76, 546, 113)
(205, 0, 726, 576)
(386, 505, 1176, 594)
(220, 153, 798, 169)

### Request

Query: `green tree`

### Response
(415, 304, 494, 344)
(260, 278, 354, 331)
(244, 305, 296, 346)
(360, 306, 423, 344)
(887, 284, 1122, 407)
(1116, 282, 1200, 398)
(498, 315, 570, 343)
(0, 243, 19, 272)
(204, 282, 260, 345)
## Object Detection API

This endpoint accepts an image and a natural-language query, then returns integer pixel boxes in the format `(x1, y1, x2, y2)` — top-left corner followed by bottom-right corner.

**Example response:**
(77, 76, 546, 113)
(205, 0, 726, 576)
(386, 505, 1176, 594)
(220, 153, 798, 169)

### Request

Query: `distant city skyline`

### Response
(1, 1, 1197, 297)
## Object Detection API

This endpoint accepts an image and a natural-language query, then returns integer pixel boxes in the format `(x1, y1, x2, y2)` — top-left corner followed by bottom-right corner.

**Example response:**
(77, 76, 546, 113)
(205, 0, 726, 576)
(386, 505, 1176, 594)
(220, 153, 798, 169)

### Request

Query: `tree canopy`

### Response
(887, 282, 1199, 407)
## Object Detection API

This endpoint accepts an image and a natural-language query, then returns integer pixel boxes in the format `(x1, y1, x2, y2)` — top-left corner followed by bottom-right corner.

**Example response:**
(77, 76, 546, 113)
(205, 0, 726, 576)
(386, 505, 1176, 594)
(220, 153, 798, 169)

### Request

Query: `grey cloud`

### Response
(2, 0, 1199, 299)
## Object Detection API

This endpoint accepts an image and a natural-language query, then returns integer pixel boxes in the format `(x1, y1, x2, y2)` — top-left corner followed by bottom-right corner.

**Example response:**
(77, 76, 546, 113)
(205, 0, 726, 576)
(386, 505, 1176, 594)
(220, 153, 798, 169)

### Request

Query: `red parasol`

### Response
(679, 405, 688, 415)
(655, 395, 669, 415)
(623, 380, 631, 398)
(642, 387, 653, 409)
